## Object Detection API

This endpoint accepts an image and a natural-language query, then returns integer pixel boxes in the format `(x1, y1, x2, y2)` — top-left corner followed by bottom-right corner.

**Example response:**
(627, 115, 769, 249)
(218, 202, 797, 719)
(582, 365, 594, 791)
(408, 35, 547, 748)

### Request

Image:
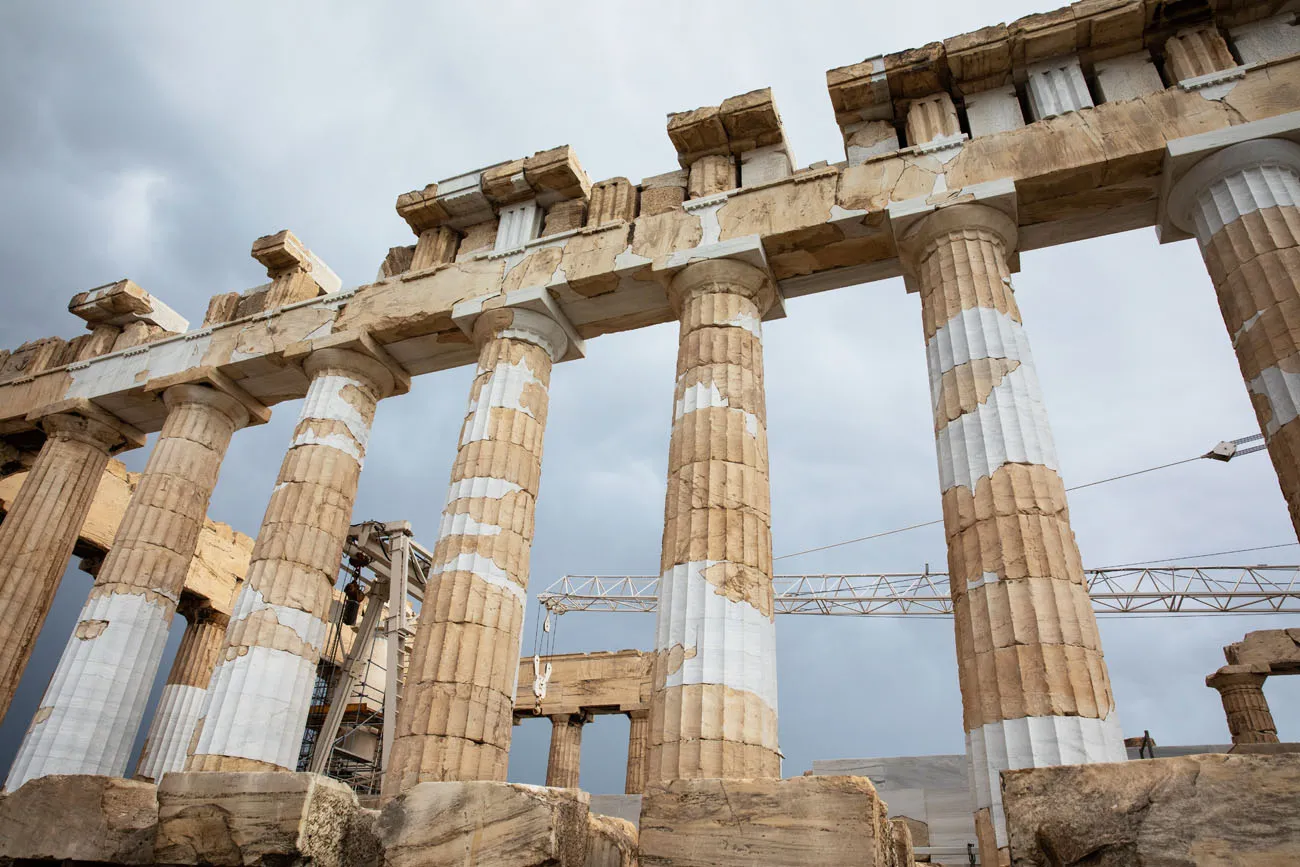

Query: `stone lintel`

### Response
(451, 284, 586, 361)
(651, 233, 786, 321)
(27, 397, 147, 451)
(283, 328, 413, 394)
(142, 365, 272, 426)
(1158, 110, 1300, 243)
(887, 176, 1020, 292)
(250, 229, 343, 295)
(68, 278, 190, 335)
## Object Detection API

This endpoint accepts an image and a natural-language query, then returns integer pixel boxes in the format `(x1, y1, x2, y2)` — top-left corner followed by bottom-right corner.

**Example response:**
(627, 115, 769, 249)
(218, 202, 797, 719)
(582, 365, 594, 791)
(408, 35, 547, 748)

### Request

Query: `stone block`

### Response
(844, 120, 900, 164)
(965, 85, 1024, 137)
(639, 776, 892, 867)
(905, 92, 961, 146)
(1094, 51, 1165, 103)
(586, 814, 637, 867)
(587, 178, 637, 226)
(740, 144, 792, 186)
(68, 278, 189, 334)
(377, 781, 592, 867)
(1165, 27, 1237, 83)
(0, 774, 157, 864)
(1232, 14, 1300, 65)
(155, 771, 359, 867)
(1025, 56, 1094, 120)
(524, 145, 591, 205)
(1003, 753, 1300, 866)
(544, 198, 588, 235)
(888, 818, 915, 866)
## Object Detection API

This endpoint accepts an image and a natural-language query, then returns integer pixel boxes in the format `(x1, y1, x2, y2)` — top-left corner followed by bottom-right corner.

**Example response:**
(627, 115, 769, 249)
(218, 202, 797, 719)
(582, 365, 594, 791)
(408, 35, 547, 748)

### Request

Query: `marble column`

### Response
(189, 348, 394, 771)
(625, 709, 649, 794)
(545, 713, 584, 789)
(385, 308, 567, 795)
(897, 203, 1125, 866)
(1207, 667, 1280, 745)
(0, 410, 133, 723)
(1167, 139, 1300, 542)
(5, 386, 248, 789)
(136, 601, 229, 781)
(646, 258, 781, 783)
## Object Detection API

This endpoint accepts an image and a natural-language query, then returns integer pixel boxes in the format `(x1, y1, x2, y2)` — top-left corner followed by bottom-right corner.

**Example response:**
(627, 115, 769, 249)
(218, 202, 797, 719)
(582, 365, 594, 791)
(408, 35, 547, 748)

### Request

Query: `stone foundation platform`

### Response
(637, 775, 912, 867)
(0, 772, 639, 867)
(1003, 752, 1300, 865)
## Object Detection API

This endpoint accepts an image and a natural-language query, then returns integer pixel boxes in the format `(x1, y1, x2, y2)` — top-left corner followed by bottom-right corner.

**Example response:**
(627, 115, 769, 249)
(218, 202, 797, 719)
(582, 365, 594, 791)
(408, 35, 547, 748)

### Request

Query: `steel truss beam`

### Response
(537, 567, 1300, 617)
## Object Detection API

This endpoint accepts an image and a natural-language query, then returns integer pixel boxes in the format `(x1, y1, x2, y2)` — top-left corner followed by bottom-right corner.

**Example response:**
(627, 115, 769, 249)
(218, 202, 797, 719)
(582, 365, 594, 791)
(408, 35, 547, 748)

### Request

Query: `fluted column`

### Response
(1167, 139, 1300, 542)
(385, 309, 568, 795)
(5, 386, 249, 789)
(646, 258, 781, 783)
(545, 713, 584, 789)
(0, 411, 133, 723)
(189, 349, 394, 771)
(136, 601, 229, 781)
(1207, 667, 1280, 745)
(625, 709, 649, 794)
(897, 203, 1125, 865)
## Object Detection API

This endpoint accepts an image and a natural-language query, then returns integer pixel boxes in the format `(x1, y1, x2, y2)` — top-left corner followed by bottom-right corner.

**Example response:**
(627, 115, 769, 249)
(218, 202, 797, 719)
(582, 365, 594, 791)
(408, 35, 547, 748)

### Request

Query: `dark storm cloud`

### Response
(1, 0, 1296, 796)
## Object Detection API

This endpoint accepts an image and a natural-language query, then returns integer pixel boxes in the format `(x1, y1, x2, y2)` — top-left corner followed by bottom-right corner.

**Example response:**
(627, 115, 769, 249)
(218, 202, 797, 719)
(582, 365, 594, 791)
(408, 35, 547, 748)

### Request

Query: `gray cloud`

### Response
(1, 0, 1297, 798)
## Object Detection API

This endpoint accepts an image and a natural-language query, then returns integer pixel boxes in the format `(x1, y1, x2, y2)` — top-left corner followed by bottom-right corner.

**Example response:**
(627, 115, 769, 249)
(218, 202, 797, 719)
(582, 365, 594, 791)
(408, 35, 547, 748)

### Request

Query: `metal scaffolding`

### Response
(537, 566, 1300, 617)
(296, 520, 434, 793)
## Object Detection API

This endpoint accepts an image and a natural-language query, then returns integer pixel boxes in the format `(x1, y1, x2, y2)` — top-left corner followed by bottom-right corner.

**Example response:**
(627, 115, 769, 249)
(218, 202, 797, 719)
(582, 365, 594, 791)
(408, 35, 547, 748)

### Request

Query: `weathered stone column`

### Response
(189, 348, 394, 771)
(1207, 667, 1280, 745)
(385, 308, 568, 794)
(1167, 139, 1300, 542)
(545, 713, 584, 788)
(897, 203, 1125, 865)
(0, 407, 138, 723)
(5, 386, 249, 789)
(135, 601, 230, 781)
(646, 258, 781, 783)
(625, 709, 649, 794)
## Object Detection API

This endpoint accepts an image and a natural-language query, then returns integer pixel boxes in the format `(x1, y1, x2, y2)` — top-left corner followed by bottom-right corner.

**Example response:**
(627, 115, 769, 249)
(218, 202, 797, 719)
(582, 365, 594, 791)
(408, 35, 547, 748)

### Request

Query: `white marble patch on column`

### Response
(4, 591, 171, 789)
(136, 683, 208, 781)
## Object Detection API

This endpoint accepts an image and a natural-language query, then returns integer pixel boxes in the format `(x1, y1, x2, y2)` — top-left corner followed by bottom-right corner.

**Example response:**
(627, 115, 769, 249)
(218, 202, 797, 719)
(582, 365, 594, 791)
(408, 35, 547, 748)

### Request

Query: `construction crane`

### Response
(537, 566, 1300, 617)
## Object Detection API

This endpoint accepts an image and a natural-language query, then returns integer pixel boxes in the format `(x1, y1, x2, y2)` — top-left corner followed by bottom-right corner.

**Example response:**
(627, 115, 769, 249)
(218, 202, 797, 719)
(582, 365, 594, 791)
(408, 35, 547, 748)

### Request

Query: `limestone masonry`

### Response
(2, 0, 1300, 864)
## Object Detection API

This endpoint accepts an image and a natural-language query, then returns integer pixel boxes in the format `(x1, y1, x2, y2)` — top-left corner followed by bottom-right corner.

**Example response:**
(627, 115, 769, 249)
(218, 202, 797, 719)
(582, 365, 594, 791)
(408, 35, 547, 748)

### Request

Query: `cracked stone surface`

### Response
(1003, 753, 1300, 866)
(639, 776, 893, 867)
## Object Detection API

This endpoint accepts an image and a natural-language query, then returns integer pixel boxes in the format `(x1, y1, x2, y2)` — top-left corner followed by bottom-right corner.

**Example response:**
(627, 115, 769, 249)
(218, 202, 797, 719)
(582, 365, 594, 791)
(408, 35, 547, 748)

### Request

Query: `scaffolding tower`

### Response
(295, 520, 433, 793)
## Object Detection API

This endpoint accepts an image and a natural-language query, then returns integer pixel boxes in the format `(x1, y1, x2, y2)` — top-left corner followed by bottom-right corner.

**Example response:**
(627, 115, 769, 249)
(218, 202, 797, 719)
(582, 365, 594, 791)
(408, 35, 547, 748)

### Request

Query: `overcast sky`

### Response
(1, 1, 1298, 795)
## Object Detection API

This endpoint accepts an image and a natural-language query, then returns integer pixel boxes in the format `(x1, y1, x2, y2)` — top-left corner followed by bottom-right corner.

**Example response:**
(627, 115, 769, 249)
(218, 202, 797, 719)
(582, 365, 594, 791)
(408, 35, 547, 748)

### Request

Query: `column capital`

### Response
(145, 367, 271, 426)
(1207, 664, 1270, 691)
(893, 202, 1018, 290)
(452, 285, 583, 362)
(668, 257, 779, 317)
(286, 329, 411, 396)
(472, 307, 571, 362)
(28, 398, 145, 453)
(161, 384, 252, 431)
(1165, 138, 1300, 242)
(626, 708, 649, 721)
(302, 347, 399, 399)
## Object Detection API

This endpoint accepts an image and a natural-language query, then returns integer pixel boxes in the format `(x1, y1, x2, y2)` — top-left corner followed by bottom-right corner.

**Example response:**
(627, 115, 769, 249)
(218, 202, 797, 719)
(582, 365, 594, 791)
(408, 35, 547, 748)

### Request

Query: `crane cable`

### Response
(774, 434, 1269, 562)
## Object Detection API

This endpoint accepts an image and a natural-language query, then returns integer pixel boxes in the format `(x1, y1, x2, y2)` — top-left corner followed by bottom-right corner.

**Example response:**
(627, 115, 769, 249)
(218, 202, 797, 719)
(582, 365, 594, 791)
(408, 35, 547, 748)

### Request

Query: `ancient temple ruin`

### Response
(2, 0, 1300, 864)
